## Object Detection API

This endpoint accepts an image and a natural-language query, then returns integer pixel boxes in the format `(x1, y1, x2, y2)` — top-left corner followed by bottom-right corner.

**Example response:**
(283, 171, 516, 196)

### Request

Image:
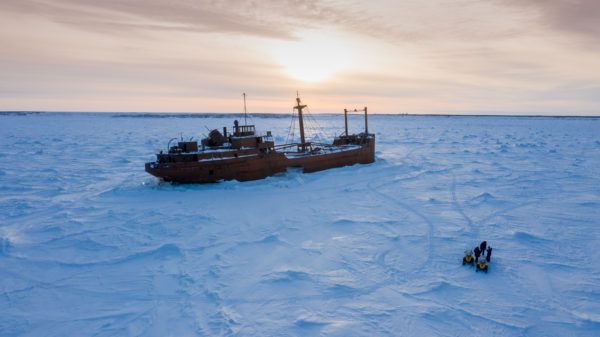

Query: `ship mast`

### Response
(345, 107, 369, 137)
(293, 91, 307, 152)
(344, 108, 349, 136)
(364, 106, 368, 134)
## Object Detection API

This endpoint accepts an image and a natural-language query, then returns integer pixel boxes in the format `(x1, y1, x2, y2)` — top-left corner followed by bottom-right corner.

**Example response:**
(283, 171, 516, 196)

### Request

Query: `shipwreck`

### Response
(145, 94, 375, 183)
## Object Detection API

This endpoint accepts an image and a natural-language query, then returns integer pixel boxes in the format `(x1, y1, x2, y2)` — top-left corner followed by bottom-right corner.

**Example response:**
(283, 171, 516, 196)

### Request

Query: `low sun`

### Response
(270, 30, 356, 83)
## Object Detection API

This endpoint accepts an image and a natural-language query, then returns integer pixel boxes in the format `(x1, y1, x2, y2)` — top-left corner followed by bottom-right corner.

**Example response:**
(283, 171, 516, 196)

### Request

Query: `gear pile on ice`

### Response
(463, 241, 492, 273)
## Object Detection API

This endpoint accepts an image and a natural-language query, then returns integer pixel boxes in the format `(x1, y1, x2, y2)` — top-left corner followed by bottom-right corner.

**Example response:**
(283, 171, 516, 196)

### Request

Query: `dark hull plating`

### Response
(145, 152, 288, 183)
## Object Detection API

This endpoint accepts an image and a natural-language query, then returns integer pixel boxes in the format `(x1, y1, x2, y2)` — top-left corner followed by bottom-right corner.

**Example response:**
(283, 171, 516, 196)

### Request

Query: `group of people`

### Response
(462, 241, 492, 273)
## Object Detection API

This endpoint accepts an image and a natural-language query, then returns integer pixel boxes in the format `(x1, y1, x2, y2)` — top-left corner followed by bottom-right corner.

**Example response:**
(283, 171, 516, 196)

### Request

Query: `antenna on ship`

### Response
(243, 92, 248, 126)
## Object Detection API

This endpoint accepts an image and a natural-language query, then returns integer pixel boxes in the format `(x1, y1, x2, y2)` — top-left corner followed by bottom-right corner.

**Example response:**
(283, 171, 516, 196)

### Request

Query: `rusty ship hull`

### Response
(146, 139, 374, 183)
(285, 140, 375, 173)
(146, 151, 288, 183)
(145, 95, 375, 184)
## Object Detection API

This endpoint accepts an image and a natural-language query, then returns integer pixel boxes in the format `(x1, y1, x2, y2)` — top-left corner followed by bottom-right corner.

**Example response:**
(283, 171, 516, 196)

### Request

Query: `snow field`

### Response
(1, 113, 599, 336)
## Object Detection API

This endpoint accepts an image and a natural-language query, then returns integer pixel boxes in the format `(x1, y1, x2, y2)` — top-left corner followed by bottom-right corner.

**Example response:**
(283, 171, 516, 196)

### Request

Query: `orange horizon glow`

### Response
(0, 1, 599, 115)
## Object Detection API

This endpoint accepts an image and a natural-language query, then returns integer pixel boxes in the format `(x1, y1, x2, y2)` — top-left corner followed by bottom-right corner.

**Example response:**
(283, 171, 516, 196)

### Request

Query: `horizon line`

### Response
(1, 110, 599, 118)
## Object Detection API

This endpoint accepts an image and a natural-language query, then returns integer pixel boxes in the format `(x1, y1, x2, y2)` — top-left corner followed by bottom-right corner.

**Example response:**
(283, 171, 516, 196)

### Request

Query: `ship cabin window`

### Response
(235, 125, 255, 136)
(209, 169, 214, 175)
(240, 125, 254, 134)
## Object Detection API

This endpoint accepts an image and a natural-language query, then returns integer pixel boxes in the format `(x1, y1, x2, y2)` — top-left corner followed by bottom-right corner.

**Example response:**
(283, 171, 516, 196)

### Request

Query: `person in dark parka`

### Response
(474, 246, 481, 263)
(486, 246, 492, 262)
(479, 241, 487, 255)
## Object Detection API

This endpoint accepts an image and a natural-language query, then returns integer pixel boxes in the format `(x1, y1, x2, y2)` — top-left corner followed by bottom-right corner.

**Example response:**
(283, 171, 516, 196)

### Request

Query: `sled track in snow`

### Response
(451, 174, 478, 237)
(367, 180, 435, 279)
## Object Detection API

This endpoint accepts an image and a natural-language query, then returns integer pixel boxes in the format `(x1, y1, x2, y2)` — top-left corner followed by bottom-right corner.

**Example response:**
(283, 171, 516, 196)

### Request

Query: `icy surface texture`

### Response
(1, 113, 599, 336)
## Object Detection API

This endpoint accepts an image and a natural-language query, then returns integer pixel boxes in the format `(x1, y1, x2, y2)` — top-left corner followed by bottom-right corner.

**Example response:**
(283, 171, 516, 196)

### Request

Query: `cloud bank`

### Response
(0, 0, 598, 114)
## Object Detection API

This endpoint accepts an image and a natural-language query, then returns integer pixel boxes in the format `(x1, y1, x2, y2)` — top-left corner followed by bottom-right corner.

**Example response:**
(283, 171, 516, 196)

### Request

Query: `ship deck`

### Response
(282, 144, 362, 158)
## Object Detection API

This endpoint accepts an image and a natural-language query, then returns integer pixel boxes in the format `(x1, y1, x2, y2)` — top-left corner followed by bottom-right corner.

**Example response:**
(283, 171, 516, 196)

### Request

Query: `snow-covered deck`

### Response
(283, 144, 362, 158)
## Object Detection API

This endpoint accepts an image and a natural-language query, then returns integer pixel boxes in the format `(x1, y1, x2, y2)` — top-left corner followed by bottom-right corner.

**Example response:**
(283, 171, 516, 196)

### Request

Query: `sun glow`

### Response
(269, 30, 357, 82)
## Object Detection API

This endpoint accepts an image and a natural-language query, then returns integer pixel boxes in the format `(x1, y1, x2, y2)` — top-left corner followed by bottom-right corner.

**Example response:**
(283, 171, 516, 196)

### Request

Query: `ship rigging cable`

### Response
(285, 107, 297, 145)
(285, 105, 332, 145)
(241, 93, 255, 127)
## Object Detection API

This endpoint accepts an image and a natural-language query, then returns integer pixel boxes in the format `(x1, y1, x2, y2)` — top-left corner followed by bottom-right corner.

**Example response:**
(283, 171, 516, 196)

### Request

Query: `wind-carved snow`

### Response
(0, 113, 599, 336)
